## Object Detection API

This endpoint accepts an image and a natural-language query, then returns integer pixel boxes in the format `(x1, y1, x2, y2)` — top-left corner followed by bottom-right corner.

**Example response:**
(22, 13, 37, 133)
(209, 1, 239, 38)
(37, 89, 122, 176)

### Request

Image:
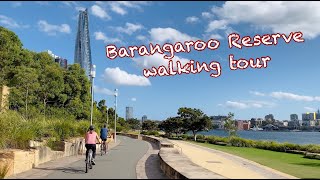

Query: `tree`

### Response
(10, 66, 39, 119)
(159, 117, 183, 137)
(37, 55, 64, 119)
(177, 107, 212, 141)
(127, 118, 141, 130)
(0, 26, 23, 87)
(224, 112, 237, 137)
(142, 120, 157, 131)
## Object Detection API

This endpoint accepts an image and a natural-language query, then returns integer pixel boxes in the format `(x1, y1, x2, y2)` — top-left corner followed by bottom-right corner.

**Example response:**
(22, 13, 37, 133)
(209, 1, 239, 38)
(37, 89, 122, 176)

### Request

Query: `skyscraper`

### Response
(142, 115, 147, 123)
(126, 107, 133, 120)
(74, 8, 92, 77)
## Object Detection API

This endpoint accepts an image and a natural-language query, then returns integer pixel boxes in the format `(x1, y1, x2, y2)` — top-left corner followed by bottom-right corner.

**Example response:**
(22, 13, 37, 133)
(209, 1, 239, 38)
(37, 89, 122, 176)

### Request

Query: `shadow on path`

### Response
(143, 141, 167, 179)
(34, 167, 86, 174)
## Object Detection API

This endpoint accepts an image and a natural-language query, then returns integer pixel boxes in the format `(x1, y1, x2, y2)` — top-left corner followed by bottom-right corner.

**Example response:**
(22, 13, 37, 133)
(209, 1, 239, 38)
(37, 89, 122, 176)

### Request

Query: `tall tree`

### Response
(178, 107, 212, 141)
(0, 26, 23, 86)
(142, 120, 157, 131)
(159, 117, 183, 137)
(224, 112, 237, 137)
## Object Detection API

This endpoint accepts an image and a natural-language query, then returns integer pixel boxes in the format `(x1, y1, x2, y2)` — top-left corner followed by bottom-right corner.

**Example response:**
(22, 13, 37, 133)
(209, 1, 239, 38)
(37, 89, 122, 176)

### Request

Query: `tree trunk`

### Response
(43, 98, 46, 120)
(25, 87, 28, 119)
(193, 131, 197, 141)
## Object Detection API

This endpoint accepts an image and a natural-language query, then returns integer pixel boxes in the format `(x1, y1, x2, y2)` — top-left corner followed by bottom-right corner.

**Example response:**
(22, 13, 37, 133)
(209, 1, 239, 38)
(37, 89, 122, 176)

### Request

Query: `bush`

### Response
(229, 136, 254, 147)
(0, 110, 91, 150)
(196, 134, 206, 140)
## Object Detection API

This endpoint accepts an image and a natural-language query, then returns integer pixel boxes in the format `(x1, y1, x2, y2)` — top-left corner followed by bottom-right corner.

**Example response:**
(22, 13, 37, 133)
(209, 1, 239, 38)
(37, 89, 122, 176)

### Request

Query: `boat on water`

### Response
(250, 126, 264, 131)
(290, 129, 302, 132)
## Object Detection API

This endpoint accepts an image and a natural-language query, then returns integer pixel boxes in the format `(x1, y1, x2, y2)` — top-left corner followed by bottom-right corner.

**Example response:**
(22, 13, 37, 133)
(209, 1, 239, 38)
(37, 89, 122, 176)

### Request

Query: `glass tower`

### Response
(74, 8, 92, 77)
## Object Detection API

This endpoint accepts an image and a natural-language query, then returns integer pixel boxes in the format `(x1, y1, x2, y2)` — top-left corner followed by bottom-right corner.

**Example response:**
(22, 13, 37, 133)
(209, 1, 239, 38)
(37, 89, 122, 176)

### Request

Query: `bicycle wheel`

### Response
(89, 149, 93, 169)
(101, 144, 103, 156)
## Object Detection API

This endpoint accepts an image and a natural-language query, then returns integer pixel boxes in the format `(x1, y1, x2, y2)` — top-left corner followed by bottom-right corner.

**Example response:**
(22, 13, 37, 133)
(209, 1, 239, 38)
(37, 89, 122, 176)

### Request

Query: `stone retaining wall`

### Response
(119, 133, 226, 179)
(0, 136, 114, 178)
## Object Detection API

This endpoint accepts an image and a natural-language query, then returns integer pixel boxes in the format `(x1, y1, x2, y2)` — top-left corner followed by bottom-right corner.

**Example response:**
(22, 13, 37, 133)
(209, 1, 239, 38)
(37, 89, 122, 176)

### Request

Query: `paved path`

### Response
(43, 136, 148, 179)
(136, 140, 167, 179)
(8, 136, 167, 179)
(168, 140, 298, 179)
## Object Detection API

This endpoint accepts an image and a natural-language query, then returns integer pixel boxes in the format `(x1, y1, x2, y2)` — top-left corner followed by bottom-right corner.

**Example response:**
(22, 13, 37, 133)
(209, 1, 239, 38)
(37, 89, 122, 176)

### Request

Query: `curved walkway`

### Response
(168, 140, 298, 179)
(8, 136, 167, 179)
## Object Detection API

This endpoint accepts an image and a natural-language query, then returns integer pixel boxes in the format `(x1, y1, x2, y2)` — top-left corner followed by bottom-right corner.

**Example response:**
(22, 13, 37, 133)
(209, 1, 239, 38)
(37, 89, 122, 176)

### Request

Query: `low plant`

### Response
(0, 161, 11, 179)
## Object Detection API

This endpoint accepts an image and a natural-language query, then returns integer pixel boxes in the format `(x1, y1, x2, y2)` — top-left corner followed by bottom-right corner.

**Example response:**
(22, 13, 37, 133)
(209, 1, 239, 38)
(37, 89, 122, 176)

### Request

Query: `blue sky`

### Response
(1, 1, 320, 121)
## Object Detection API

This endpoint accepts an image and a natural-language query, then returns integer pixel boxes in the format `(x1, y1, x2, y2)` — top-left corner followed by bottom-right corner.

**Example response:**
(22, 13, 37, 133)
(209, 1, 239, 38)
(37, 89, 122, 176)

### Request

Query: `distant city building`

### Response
(142, 115, 147, 123)
(210, 115, 227, 129)
(47, 50, 68, 69)
(236, 120, 250, 130)
(283, 120, 289, 127)
(125, 106, 133, 120)
(74, 8, 92, 78)
(290, 114, 298, 121)
(302, 112, 316, 121)
(265, 114, 275, 121)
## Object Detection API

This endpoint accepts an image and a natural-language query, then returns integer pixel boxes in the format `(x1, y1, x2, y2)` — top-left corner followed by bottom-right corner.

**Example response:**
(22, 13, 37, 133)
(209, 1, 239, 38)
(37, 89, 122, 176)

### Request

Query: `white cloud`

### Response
(250, 91, 266, 96)
(110, 2, 127, 15)
(149, 27, 199, 44)
(270, 92, 315, 101)
(94, 85, 114, 96)
(37, 20, 71, 35)
(97, 1, 149, 16)
(220, 100, 275, 109)
(133, 53, 190, 70)
(225, 101, 249, 109)
(304, 107, 316, 112)
(202, 12, 212, 19)
(211, 1, 320, 39)
(102, 67, 151, 86)
(62, 1, 78, 7)
(75, 7, 86, 11)
(209, 34, 223, 40)
(35, 2, 50, 5)
(206, 20, 228, 32)
(115, 22, 143, 35)
(131, 97, 137, 102)
(136, 35, 147, 41)
(94, 31, 121, 44)
(12, 2, 22, 7)
(185, 16, 199, 24)
(91, 4, 111, 20)
(0, 15, 28, 29)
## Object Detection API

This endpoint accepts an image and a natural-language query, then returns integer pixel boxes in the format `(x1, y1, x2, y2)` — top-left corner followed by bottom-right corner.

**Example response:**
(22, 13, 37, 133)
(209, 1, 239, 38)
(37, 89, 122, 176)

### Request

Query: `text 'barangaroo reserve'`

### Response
(105, 31, 305, 78)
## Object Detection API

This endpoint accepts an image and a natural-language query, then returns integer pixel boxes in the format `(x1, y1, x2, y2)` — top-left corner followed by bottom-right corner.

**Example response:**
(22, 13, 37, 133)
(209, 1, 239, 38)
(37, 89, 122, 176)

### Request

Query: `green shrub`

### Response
(229, 136, 254, 147)
(196, 134, 206, 140)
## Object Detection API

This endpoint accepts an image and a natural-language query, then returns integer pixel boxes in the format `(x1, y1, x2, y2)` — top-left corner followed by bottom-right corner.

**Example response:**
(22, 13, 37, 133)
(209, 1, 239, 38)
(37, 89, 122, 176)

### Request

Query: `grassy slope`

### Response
(191, 141, 320, 179)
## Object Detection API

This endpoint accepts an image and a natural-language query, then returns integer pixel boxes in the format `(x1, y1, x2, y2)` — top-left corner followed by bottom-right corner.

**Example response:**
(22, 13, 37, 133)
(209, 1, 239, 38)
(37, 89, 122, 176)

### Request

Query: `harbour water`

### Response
(198, 130, 320, 145)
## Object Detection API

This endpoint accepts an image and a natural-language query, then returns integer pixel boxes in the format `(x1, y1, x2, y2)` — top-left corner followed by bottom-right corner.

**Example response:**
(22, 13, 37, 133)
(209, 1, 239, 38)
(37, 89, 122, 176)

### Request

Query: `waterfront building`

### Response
(74, 8, 92, 77)
(210, 115, 227, 129)
(283, 120, 289, 127)
(290, 114, 298, 121)
(302, 112, 316, 121)
(236, 120, 251, 130)
(265, 114, 275, 121)
(126, 106, 133, 120)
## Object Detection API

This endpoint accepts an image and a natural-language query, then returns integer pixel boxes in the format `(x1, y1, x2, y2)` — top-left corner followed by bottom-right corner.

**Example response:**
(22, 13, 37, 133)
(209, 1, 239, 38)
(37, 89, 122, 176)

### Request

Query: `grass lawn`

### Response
(190, 141, 320, 179)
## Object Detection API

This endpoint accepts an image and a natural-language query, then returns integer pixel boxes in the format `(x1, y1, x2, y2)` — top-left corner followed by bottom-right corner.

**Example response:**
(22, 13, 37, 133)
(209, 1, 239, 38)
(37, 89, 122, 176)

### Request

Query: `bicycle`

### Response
(85, 149, 93, 173)
(101, 140, 109, 156)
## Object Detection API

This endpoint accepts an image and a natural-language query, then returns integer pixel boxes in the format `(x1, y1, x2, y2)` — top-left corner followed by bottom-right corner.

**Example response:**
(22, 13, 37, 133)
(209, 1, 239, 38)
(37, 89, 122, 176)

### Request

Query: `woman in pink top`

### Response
(85, 125, 101, 165)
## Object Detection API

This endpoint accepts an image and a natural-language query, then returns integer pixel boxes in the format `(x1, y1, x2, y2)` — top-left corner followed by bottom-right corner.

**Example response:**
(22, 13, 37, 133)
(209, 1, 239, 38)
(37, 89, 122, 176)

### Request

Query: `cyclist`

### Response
(85, 125, 101, 165)
(100, 124, 108, 152)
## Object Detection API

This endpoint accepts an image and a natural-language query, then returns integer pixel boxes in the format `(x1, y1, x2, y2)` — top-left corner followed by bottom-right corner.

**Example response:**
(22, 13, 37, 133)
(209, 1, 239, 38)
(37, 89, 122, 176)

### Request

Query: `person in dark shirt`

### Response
(100, 124, 108, 152)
